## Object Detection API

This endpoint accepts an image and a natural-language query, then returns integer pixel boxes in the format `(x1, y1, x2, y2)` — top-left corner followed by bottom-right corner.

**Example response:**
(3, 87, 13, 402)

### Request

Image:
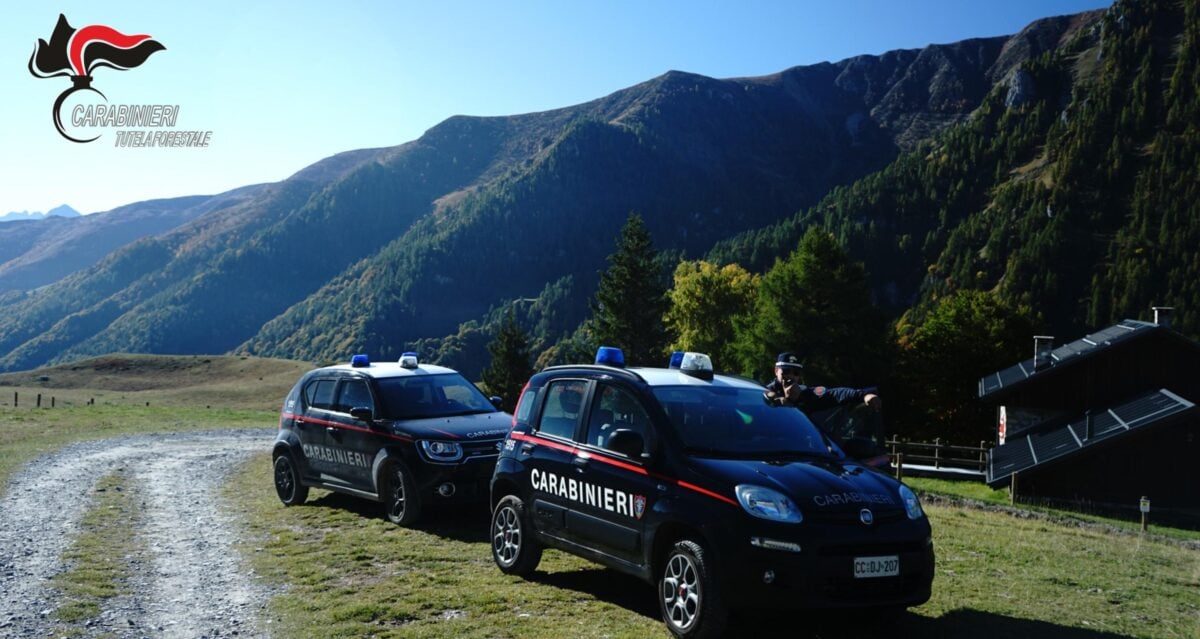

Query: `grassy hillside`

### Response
(0, 353, 311, 410)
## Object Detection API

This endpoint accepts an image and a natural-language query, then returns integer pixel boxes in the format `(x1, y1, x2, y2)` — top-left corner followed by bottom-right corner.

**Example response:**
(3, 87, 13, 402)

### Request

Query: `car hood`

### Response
(688, 455, 906, 516)
(389, 411, 511, 441)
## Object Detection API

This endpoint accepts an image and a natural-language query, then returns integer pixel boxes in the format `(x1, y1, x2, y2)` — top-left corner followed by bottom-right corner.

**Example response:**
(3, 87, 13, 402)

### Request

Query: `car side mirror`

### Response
(349, 406, 373, 422)
(607, 429, 644, 459)
(490, 396, 504, 409)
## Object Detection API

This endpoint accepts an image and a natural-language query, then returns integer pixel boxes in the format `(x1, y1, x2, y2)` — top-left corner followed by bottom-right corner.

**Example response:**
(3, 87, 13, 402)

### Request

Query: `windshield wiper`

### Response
(682, 446, 740, 457)
(441, 409, 496, 417)
(755, 449, 833, 460)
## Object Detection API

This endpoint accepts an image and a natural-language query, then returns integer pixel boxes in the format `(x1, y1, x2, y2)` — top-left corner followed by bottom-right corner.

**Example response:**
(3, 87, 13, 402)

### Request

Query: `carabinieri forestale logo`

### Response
(29, 14, 212, 147)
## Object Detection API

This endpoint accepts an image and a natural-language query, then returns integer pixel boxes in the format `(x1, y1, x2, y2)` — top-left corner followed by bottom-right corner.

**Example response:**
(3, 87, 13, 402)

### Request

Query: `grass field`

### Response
(3, 354, 1198, 638)
(228, 454, 1200, 639)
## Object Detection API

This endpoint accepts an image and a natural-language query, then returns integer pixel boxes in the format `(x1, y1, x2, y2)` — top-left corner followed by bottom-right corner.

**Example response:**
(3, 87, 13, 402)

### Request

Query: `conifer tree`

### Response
(590, 213, 671, 366)
(480, 310, 534, 412)
(733, 227, 887, 384)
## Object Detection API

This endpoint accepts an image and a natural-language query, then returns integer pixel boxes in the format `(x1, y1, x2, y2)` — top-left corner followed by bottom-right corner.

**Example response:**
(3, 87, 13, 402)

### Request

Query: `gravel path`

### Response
(0, 429, 276, 638)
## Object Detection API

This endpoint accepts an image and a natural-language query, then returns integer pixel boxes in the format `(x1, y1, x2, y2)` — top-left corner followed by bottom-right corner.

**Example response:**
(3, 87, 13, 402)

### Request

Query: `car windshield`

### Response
(651, 385, 832, 458)
(375, 373, 497, 420)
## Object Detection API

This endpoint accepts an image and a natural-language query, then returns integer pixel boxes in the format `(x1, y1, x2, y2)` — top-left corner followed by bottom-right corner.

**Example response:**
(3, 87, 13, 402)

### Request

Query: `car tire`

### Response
(381, 462, 422, 526)
(273, 453, 308, 506)
(491, 495, 542, 576)
(659, 539, 727, 639)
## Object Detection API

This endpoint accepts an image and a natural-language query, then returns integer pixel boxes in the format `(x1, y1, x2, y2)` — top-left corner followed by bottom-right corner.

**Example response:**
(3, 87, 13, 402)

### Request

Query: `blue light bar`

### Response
(399, 351, 419, 369)
(595, 346, 625, 368)
(668, 351, 684, 369)
(350, 354, 370, 367)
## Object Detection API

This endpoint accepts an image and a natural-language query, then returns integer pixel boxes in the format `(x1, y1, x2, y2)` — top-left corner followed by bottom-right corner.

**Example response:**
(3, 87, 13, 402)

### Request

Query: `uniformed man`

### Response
(763, 352, 880, 412)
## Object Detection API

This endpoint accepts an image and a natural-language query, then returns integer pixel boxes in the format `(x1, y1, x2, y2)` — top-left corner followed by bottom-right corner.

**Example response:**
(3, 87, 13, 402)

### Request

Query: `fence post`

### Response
(1010, 472, 1018, 505)
(37, 393, 42, 408)
(12, 392, 16, 407)
(895, 452, 903, 480)
(933, 437, 941, 468)
(51, 397, 55, 408)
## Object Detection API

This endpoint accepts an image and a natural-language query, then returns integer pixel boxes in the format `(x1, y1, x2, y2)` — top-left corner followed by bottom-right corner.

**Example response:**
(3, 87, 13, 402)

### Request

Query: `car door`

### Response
(327, 376, 379, 491)
(298, 376, 342, 482)
(524, 378, 589, 538)
(570, 382, 655, 565)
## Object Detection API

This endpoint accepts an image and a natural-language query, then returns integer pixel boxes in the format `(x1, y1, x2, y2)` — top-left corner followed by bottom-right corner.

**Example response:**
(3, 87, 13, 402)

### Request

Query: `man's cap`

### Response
(775, 352, 804, 369)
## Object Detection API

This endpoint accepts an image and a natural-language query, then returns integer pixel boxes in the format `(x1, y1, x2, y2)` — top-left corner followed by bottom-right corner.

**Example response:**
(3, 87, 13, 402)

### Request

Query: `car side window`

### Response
(514, 386, 538, 427)
(335, 379, 373, 414)
(536, 380, 587, 440)
(305, 379, 336, 411)
(585, 384, 651, 454)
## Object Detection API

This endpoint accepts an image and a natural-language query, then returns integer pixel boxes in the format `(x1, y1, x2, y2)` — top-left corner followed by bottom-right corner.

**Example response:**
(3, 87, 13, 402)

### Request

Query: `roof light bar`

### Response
(595, 346, 625, 368)
(679, 352, 714, 380)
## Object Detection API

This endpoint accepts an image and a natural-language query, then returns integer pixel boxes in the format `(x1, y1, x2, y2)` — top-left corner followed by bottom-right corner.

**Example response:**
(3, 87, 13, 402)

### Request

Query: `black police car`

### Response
(272, 352, 510, 525)
(489, 348, 934, 639)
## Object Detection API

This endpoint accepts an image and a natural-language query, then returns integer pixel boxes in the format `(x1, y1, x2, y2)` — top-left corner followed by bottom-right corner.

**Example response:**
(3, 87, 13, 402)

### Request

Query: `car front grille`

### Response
(462, 439, 502, 461)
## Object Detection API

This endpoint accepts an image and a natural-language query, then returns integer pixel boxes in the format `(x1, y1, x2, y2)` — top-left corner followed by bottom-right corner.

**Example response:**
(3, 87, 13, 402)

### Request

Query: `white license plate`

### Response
(853, 555, 899, 578)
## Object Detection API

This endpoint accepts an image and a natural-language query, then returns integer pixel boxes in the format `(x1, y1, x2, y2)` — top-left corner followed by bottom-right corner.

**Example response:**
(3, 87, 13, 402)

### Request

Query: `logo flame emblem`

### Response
(859, 508, 874, 526)
(29, 14, 165, 142)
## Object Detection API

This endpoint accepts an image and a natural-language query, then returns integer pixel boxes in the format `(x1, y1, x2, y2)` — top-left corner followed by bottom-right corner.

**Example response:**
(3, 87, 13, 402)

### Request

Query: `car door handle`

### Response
(572, 456, 589, 472)
(521, 442, 535, 453)
(326, 426, 339, 436)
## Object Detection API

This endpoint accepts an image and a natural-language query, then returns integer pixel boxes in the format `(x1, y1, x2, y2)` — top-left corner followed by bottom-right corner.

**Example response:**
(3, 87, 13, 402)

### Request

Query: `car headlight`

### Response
(419, 440, 463, 462)
(735, 485, 802, 523)
(899, 484, 924, 520)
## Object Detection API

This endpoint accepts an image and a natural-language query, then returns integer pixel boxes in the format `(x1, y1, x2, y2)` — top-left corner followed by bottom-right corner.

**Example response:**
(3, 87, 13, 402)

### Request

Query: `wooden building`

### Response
(979, 311, 1200, 528)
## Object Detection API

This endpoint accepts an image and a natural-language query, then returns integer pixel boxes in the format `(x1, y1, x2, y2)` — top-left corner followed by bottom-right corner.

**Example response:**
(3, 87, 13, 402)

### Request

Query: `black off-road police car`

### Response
(489, 348, 934, 638)
(273, 353, 510, 525)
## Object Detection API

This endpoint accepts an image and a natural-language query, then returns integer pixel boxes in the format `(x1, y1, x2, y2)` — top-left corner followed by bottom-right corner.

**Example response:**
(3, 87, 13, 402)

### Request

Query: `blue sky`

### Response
(1, 1, 1110, 216)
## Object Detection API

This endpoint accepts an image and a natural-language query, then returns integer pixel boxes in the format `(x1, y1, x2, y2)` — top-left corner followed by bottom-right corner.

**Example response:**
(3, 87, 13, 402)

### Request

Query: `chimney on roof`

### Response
(1033, 335, 1055, 371)
(1152, 306, 1174, 328)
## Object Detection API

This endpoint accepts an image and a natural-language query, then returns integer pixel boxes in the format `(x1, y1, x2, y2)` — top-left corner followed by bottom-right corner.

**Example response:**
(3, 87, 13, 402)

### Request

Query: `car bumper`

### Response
(709, 518, 935, 609)
(414, 457, 498, 501)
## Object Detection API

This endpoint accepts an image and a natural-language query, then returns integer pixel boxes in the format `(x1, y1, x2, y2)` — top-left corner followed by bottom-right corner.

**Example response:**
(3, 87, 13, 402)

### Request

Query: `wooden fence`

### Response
(886, 437, 991, 480)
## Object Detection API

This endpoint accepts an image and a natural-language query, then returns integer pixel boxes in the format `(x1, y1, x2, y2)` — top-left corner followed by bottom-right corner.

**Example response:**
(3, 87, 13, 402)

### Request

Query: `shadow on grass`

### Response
(529, 567, 659, 621)
(306, 490, 492, 542)
(716, 607, 1136, 639)
(499, 566, 1139, 638)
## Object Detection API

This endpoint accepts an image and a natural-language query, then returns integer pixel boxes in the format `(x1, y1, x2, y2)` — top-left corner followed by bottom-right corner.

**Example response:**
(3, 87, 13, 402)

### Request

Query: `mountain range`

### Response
(1, 1, 1193, 378)
(0, 205, 80, 223)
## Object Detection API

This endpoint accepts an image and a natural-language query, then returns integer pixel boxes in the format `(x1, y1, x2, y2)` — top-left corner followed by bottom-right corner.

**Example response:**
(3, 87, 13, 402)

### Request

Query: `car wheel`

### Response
(491, 495, 542, 576)
(382, 462, 422, 526)
(273, 453, 308, 506)
(659, 540, 727, 639)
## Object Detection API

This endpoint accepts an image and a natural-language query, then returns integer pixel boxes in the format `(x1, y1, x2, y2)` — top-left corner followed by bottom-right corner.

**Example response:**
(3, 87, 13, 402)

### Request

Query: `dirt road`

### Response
(0, 430, 274, 638)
